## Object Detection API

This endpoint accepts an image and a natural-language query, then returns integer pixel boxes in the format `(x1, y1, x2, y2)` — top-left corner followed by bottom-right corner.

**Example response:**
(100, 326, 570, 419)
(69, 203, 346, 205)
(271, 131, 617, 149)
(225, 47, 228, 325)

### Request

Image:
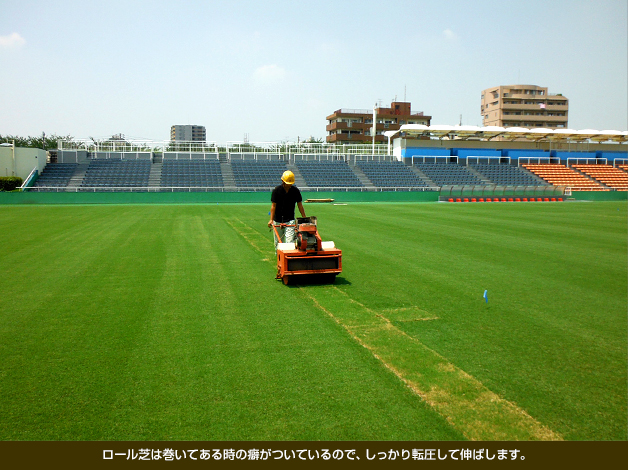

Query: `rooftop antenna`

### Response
(404, 85, 406, 102)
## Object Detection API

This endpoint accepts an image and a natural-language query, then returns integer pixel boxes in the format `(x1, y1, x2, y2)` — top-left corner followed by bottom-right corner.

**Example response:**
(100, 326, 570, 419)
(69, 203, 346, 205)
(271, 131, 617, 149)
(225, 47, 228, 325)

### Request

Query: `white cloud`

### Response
(253, 64, 286, 84)
(443, 29, 458, 41)
(0, 32, 26, 49)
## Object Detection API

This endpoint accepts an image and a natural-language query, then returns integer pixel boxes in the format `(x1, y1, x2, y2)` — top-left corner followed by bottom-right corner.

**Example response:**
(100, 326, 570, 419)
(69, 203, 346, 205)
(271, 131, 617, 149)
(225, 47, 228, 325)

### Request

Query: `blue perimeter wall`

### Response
(402, 147, 627, 162)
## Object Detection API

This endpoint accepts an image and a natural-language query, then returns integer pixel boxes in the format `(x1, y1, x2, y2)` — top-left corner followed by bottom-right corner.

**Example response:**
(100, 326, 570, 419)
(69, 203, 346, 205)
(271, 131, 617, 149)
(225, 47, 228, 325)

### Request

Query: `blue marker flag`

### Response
(483, 290, 488, 303)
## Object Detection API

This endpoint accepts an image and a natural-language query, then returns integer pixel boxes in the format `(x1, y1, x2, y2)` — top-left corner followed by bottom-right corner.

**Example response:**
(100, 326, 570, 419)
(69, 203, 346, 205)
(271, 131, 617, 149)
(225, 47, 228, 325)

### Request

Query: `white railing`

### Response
(20, 166, 39, 190)
(25, 185, 441, 193)
(517, 156, 561, 165)
(466, 156, 510, 165)
(58, 139, 219, 153)
(567, 157, 607, 166)
(57, 139, 391, 156)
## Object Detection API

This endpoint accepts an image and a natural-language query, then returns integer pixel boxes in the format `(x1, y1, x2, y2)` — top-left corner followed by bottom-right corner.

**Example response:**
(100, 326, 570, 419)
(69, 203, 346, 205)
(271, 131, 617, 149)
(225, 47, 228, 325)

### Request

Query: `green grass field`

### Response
(0, 201, 626, 440)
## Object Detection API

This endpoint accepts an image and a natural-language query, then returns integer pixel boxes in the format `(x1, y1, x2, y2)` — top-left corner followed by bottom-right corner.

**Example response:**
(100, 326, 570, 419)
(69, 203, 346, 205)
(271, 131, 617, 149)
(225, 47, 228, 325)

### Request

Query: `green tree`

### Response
(0, 134, 75, 150)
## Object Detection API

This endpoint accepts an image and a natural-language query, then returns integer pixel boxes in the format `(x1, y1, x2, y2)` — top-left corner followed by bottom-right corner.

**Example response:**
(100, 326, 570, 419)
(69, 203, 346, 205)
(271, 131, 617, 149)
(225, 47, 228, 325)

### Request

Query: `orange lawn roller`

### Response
(272, 216, 342, 285)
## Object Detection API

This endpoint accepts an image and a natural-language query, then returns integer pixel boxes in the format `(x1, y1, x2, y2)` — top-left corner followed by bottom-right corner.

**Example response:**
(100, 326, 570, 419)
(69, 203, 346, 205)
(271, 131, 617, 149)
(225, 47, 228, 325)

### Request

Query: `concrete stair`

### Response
(349, 164, 376, 190)
(465, 165, 492, 184)
(66, 163, 89, 189)
(286, 163, 306, 188)
(220, 162, 237, 190)
(408, 165, 437, 187)
(148, 162, 162, 187)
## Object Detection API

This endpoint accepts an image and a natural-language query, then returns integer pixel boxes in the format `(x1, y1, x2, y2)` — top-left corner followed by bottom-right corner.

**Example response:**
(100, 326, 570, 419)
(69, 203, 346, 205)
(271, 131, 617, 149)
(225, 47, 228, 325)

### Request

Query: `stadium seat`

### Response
(160, 159, 224, 190)
(356, 160, 429, 189)
(414, 162, 484, 186)
(296, 160, 363, 189)
(231, 160, 287, 189)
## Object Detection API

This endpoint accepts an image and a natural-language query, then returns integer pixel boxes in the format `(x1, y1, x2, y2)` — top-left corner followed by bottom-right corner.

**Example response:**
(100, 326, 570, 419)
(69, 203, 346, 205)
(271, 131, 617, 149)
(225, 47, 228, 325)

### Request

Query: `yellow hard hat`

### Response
(281, 170, 295, 185)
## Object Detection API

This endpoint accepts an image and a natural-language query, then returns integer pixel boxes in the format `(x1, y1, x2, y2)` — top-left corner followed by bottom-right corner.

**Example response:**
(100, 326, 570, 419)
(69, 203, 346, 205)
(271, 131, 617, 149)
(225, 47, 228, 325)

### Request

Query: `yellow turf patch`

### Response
(300, 286, 562, 441)
(225, 217, 273, 257)
(379, 306, 439, 322)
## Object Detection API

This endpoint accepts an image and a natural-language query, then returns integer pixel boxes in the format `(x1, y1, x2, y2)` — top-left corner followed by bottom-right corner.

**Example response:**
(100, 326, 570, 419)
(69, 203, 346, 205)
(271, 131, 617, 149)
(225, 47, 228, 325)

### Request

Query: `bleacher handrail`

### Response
(410, 155, 452, 164)
(467, 156, 510, 165)
(20, 166, 39, 191)
(568, 157, 607, 166)
(25, 185, 440, 193)
(517, 156, 560, 165)
(58, 139, 218, 153)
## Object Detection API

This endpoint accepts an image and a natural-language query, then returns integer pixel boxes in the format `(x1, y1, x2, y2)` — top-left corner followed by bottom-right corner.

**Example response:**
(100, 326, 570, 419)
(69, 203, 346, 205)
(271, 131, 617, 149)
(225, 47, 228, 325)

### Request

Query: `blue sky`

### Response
(1, 0, 626, 142)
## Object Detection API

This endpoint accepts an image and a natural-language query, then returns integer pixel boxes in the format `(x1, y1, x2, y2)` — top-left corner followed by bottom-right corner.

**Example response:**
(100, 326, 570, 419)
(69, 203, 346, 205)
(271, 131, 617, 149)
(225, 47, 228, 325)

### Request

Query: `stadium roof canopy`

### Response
(395, 125, 628, 143)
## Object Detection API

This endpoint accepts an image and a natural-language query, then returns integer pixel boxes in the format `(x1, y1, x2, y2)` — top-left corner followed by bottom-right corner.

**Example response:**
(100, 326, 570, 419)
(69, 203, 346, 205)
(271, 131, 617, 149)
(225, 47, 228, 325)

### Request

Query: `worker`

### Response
(268, 170, 306, 253)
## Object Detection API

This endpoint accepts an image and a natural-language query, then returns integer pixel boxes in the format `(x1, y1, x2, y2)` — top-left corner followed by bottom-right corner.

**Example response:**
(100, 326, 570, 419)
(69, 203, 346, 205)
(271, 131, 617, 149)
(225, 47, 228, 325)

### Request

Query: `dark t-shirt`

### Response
(271, 184, 302, 223)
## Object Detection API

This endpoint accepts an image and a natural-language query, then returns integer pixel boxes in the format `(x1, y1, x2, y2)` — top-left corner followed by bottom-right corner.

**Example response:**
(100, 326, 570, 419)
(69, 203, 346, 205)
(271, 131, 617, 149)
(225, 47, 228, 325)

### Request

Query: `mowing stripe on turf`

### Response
(225, 217, 274, 257)
(227, 216, 563, 441)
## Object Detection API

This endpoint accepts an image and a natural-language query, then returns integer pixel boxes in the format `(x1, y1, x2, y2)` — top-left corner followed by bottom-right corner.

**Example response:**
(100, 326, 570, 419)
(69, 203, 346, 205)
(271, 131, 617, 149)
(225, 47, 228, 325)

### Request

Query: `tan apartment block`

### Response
(326, 101, 431, 144)
(481, 85, 568, 129)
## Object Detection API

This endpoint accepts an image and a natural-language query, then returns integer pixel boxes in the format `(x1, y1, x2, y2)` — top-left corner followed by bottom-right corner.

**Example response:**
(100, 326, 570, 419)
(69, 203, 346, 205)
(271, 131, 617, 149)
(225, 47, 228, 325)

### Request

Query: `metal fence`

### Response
(26, 186, 442, 193)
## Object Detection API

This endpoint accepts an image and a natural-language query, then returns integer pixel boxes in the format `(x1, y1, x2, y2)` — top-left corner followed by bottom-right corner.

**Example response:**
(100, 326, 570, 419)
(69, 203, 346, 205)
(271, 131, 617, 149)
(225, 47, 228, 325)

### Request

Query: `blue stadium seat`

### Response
(296, 160, 363, 189)
(230, 160, 287, 188)
(356, 160, 430, 188)
(160, 160, 224, 190)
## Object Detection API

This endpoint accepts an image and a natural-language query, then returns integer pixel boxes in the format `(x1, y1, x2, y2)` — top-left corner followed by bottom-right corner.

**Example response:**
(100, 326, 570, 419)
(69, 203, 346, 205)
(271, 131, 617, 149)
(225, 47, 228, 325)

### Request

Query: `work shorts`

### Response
(272, 220, 296, 253)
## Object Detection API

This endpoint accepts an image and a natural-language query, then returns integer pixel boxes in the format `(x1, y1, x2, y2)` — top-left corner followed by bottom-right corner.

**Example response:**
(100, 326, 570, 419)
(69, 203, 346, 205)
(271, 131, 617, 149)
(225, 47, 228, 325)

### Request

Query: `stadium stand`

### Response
(160, 160, 224, 190)
(572, 164, 628, 190)
(295, 160, 363, 188)
(354, 160, 431, 188)
(469, 163, 549, 186)
(413, 162, 485, 186)
(617, 164, 628, 172)
(522, 164, 606, 190)
(31, 163, 78, 190)
(230, 160, 287, 188)
(81, 159, 151, 189)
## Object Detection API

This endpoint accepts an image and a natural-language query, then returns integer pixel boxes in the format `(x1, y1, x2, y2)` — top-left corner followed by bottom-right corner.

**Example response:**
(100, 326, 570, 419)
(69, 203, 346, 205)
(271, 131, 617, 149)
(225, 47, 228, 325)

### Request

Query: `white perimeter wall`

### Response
(0, 147, 47, 179)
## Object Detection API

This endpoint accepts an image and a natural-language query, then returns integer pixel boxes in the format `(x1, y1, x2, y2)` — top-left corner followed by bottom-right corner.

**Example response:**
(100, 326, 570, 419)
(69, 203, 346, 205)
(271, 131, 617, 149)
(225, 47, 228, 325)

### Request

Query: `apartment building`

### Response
(326, 101, 431, 144)
(170, 125, 207, 142)
(481, 85, 568, 129)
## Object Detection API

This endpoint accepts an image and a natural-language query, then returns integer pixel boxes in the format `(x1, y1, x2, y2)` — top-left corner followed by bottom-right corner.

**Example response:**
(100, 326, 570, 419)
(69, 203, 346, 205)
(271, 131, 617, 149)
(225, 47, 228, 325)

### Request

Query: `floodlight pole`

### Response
(372, 104, 377, 155)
